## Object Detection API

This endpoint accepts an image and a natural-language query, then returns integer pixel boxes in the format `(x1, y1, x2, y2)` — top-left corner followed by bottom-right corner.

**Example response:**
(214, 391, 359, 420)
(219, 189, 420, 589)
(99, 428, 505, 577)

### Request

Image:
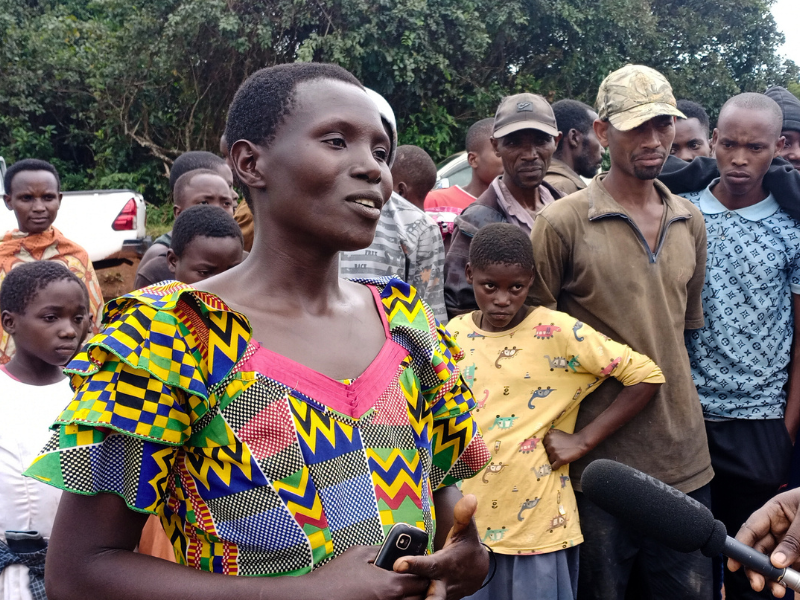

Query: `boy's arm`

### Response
(785, 294, 800, 442)
(543, 319, 665, 469)
(544, 382, 660, 469)
(46, 492, 432, 600)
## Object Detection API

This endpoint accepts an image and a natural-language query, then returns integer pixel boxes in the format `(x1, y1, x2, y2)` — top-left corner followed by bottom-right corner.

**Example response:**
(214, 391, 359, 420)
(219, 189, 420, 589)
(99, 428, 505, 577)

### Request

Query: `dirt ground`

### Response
(97, 258, 139, 300)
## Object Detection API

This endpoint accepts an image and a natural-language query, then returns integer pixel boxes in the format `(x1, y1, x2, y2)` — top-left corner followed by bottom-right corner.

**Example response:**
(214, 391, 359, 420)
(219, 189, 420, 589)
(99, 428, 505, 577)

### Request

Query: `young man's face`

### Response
(232, 79, 393, 255)
(573, 111, 605, 178)
(712, 106, 784, 198)
(597, 115, 674, 181)
(175, 173, 238, 218)
(671, 118, 712, 162)
(1, 279, 89, 367)
(167, 235, 243, 284)
(3, 170, 62, 234)
(469, 137, 505, 186)
(779, 129, 800, 170)
(491, 129, 560, 191)
(466, 262, 533, 332)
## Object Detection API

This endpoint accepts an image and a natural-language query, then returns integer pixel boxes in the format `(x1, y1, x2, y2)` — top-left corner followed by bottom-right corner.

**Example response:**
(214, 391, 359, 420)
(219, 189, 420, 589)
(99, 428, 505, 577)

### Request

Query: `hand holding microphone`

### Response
(729, 489, 800, 597)
(581, 460, 800, 597)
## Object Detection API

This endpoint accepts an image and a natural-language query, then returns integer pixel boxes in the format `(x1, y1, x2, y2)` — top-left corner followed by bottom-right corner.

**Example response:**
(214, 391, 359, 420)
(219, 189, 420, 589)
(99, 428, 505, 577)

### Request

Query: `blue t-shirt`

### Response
(683, 182, 800, 419)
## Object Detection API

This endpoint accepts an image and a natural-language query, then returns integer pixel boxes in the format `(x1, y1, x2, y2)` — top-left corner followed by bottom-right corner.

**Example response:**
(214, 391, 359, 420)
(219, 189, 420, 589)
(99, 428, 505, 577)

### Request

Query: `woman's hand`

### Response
(310, 545, 430, 600)
(393, 494, 489, 600)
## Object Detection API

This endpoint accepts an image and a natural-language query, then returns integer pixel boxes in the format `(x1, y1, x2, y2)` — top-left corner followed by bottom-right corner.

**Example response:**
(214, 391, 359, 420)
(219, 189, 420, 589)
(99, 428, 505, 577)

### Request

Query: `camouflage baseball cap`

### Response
(596, 65, 685, 131)
(493, 93, 559, 138)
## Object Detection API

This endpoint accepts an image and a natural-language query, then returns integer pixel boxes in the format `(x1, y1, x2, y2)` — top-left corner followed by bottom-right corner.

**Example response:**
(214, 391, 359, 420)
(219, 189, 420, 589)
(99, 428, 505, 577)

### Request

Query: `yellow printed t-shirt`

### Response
(449, 306, 665, 555)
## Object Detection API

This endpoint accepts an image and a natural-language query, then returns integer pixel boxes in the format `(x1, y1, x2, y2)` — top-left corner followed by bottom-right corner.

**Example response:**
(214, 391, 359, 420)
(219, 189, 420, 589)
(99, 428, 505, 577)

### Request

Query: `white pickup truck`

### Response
(0, 157, 148, 269)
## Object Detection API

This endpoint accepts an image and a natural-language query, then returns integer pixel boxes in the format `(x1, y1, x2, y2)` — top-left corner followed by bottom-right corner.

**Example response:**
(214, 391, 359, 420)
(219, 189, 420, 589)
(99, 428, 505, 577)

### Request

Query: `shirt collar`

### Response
(492, 177, 554, 233)
(698, 180, 779, 221)
(587, 173, 692, 221)
(547, 158, 585, 188)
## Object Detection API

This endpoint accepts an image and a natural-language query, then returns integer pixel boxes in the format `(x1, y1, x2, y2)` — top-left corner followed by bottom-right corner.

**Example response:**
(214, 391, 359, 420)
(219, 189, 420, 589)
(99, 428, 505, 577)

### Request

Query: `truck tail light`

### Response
(112, 198, 137, 231)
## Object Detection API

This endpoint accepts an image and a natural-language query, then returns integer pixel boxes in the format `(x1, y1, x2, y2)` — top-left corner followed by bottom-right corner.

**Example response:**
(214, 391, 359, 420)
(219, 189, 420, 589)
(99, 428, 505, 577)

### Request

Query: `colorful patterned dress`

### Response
(25, 278, 490, 576)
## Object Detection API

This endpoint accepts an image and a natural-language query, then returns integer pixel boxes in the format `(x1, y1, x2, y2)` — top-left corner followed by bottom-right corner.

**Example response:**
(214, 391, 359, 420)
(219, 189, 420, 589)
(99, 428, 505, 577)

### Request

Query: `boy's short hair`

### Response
(0, 261, 86, 315)
(719, 93, 784, 138)
(465, 118, 495, 153)
(676, 100, 711, 137)
(469, 223, 534, 272)
(173, 169, 225, 207)
(170, 204, 244, 258)
(169, 151, 226, 193)
(4, 159, 61, 196)
(391, 145, 437, 194)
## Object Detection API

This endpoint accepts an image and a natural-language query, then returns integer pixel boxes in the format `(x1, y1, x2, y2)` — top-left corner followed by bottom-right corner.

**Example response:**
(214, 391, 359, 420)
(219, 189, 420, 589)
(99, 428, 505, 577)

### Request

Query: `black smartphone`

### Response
(374, 523, 429, 570)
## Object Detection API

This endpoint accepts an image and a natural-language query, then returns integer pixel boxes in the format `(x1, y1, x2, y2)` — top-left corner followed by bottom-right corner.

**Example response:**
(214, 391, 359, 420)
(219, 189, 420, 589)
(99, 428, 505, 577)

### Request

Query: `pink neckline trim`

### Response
(237, 286, 410, 419)
(0, 364, 21, 382)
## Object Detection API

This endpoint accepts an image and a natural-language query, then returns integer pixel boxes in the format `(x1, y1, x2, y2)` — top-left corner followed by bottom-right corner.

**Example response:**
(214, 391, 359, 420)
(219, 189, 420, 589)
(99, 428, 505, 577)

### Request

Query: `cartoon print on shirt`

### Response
(528, 387, 556, 408)
(601, 357, 622, 376)
(567, 356, 580, 372)
(517, 498, 540, 521)
(560, 474, 570, 488)
(544, 355, 570, 371)
(573, 321, 585, 342)
(467, 331, 486, 340)
(518, 436, 541, 454)
(532, 463, 552, 480)
(489, 414, 518, 430)
(495, 346, 522, 368)
(548, 509, 568, 532)
(534, 323, 562, 339)
(476, 389, 489, 411)
(503, 386, 510, 396)
(482, 461, 508, 483)
(493, 440, 502, 453)
(463, 364, 477, 388)
(483, 526, 507, 542)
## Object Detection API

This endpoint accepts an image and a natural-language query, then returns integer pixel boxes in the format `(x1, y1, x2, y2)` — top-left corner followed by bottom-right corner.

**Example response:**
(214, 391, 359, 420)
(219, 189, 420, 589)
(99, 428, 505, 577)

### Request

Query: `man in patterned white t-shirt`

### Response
(683, 92, 800, 600)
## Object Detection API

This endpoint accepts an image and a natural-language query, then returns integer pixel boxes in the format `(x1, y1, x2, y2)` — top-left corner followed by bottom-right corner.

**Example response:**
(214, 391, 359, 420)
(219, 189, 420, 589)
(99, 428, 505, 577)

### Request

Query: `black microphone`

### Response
(581, 459, 800, 592)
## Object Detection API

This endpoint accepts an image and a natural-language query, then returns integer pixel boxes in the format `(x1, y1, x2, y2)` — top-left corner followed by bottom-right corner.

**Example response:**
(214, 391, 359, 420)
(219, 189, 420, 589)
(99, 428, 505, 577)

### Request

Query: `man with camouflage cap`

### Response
(530, 65, 713, 599)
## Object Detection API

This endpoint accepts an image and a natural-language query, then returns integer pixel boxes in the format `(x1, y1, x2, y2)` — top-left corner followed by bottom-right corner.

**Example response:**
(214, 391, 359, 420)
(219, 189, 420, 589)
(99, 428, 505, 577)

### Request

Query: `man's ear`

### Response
(710, 128, 719, 154)
(1, 310, 16, 336)
(465, 263, 474, 285)
(776, 135, 786, 157)
(467, 151, 479, 169)
(490, 137, 500, 157)
(3, 195, 11, 211)
(230, 139, 268, 196)
(166, 248, 178, 274)
(396, 181, 408, 199)
(593, 119, 610, 149)
(568, 128, 582, 149)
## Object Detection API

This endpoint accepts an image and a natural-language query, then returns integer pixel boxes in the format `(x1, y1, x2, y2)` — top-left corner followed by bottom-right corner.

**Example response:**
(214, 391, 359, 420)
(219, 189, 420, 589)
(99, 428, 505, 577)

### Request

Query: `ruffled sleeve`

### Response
(25, 285, 217, 515)
(372, 277, 491, 490)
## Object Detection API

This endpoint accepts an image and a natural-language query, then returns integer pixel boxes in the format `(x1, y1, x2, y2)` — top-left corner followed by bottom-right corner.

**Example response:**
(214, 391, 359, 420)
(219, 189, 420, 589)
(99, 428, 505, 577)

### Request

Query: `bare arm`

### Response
(784, 294, 800, 442)
(45, 492, 430, 600)
(544, 382, 660, 469)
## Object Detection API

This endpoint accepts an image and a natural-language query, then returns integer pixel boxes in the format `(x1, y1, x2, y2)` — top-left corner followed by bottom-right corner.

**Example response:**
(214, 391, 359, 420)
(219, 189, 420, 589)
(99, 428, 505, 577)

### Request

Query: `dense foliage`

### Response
(1, 0, 798, 203)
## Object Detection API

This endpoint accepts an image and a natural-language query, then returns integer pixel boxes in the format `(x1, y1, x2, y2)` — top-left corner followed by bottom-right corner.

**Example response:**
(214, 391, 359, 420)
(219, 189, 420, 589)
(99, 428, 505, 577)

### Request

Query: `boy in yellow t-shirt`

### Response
(449, 223, 665, 600)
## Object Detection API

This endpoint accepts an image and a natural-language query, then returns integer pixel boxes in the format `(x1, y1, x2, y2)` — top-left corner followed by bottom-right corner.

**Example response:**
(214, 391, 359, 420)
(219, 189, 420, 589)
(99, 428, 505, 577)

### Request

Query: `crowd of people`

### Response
(3, 60, 800, 600)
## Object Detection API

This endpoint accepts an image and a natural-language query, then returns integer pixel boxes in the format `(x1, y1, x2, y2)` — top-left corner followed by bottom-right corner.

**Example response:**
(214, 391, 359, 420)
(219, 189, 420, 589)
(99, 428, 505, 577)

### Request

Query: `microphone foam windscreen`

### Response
(582, 459, 718, 553)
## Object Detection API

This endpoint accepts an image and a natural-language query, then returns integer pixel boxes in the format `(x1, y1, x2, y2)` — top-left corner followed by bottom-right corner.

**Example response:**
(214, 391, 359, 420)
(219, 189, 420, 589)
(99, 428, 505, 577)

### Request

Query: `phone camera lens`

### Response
(396, 534, 411, 550)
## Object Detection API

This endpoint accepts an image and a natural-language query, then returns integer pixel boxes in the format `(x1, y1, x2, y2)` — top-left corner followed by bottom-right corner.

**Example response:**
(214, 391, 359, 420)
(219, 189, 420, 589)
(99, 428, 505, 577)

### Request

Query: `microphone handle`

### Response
(723, 537, 800, 592)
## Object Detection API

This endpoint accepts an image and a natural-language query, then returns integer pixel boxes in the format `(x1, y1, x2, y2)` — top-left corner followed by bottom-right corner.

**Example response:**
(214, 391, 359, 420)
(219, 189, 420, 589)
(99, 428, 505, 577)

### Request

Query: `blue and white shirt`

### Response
(683, 182, 800, 419)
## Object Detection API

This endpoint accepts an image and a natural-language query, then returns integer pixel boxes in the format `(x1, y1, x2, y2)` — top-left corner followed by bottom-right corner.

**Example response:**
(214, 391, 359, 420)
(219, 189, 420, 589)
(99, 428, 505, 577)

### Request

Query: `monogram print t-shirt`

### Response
(448, 306, 664, 555)
(683, 183, 800, 419)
